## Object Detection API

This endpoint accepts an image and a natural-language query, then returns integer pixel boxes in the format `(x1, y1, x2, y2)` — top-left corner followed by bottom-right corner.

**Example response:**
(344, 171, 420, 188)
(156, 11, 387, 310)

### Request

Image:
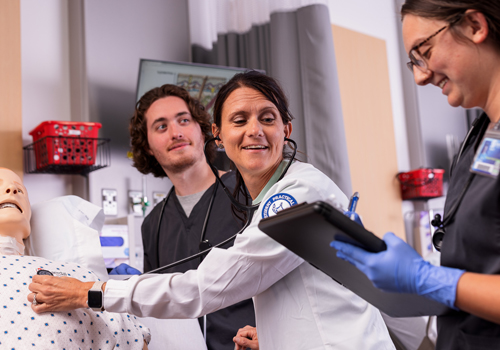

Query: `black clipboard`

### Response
(258, 201, 452, 317)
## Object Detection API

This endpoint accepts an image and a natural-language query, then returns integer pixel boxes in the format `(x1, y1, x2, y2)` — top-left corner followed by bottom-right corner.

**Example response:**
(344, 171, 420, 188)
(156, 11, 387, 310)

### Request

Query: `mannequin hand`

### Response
(110, 263, 141, 275)
(330, 232, 465, 308)
(344, 210, 363, 227)
(233, 325, 259, 350)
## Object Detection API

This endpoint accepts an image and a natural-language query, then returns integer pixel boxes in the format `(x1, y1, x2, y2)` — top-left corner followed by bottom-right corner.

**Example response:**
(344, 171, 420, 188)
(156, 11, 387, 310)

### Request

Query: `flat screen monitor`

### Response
(136, 59, 248, 114)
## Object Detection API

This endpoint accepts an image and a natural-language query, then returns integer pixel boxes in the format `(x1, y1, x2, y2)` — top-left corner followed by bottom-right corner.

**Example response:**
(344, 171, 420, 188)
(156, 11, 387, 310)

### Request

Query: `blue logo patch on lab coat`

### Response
(262, 193, 297, 218)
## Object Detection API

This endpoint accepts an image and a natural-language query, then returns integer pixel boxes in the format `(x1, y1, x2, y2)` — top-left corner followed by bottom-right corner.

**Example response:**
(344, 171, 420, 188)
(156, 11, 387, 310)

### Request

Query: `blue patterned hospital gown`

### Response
(0, 255, 151, 349)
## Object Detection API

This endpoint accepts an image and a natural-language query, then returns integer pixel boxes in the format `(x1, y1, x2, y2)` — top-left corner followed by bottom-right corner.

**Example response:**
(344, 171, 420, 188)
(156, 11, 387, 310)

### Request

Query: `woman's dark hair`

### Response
(401, 0, 500, 50)
(212, 70, 295, 220)
(129, 84, 215, 177)
(213, 70, 294, 129)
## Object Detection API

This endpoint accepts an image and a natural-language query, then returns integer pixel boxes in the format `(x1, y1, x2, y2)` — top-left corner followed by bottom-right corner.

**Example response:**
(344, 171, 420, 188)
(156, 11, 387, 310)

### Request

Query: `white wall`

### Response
(21, 0, 74, 205)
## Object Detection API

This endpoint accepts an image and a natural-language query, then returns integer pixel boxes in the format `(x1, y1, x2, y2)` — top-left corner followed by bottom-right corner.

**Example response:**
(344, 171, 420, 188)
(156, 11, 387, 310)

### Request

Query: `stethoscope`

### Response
(144, 136, 297, 274)
(431, 114, 489, 251)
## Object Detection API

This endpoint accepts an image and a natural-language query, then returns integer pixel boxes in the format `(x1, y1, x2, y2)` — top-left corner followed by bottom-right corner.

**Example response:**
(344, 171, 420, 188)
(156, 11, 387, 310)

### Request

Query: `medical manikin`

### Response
(0, 167, 150, 349)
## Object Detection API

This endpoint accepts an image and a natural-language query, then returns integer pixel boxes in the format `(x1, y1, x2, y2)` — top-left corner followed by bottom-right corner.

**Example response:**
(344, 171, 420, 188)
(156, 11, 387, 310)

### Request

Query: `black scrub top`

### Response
(437, 114, 500, 350)
(141, 172, 256, 350)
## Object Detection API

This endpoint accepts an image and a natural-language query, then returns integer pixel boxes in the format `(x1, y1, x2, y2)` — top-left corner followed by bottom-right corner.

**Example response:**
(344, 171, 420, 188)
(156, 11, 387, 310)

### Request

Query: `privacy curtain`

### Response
(188, 0, 352, 195)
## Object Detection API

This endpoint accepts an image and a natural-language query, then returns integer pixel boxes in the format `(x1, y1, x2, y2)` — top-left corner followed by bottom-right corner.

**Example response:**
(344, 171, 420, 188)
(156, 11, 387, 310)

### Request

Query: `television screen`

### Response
(136, 59, 248, 114)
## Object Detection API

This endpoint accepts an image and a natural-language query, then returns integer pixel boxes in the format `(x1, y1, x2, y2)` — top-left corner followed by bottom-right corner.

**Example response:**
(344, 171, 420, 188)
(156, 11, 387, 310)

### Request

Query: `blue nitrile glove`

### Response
(344, 211, 363, 227)
(330, 232, 465, 309)
(109, 263, 141, 275)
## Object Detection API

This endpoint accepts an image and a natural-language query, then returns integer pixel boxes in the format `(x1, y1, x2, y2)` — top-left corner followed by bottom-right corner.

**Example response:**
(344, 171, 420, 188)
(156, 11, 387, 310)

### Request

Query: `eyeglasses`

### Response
(406, 25, 449, 73)
(406, 15, 463, 73)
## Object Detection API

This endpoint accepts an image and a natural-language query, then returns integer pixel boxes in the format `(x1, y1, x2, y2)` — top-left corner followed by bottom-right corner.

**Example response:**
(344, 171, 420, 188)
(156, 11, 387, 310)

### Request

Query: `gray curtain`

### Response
(192, 4, 352, 196)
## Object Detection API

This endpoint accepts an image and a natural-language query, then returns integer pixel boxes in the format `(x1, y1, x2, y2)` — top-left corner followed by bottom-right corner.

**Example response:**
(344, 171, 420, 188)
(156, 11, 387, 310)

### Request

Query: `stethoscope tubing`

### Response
(431, 114, 489, 250)
(143, 137, 297, 275)
(144, 220, 251, 274)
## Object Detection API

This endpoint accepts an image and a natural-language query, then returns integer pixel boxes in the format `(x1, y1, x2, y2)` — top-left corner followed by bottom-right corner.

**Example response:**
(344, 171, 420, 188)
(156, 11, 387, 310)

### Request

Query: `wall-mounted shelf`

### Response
(23, 136, 110, 176)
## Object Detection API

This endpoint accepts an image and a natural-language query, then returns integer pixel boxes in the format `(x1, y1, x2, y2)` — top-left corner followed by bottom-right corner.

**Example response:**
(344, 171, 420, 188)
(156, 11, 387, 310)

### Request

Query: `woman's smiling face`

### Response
(402, 13, 489, 110)
(214, 87, 292, 193)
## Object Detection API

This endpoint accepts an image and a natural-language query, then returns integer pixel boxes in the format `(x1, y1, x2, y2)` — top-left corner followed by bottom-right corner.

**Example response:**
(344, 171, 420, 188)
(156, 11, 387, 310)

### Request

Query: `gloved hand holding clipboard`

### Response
(258, 200, 452, 317)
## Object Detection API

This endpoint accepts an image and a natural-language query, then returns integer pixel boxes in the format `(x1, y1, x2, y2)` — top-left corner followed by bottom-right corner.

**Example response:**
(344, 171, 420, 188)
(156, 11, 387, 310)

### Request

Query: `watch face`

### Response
(88, 290, 103, 309)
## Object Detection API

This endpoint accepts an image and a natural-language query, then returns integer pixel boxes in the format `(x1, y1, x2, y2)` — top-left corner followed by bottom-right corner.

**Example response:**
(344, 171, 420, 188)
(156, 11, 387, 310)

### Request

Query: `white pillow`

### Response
(25, 195, 108, 281)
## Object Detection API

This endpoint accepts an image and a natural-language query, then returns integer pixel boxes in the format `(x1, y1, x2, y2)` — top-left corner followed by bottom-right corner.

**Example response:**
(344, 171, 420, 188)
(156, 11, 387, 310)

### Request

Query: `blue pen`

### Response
(348, 192, 359, 213)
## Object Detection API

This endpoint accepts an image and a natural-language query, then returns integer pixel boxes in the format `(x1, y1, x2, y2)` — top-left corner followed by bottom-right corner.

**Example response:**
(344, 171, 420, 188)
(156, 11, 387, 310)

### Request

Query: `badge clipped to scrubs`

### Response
(470, 121, 500, 178)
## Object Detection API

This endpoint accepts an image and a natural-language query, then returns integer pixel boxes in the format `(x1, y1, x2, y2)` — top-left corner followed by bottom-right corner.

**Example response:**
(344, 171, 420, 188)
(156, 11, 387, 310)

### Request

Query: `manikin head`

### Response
(0, 168, 31, 255)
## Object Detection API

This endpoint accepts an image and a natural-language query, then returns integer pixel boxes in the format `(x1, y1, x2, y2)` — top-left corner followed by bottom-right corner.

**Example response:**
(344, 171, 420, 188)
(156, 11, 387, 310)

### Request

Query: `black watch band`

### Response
(87, 281, 105, 311)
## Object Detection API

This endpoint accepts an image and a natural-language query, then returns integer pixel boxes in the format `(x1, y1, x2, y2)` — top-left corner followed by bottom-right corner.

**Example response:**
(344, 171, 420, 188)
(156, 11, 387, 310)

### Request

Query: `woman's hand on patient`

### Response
(233, 325, 259, 350)
(28, 275, 94, 313)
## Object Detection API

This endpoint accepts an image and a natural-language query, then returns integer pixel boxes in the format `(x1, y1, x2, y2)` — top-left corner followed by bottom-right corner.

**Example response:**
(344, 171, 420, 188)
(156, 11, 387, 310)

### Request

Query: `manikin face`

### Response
(0, 168, 31, 242)
(402, 14, 488, 109)
(145, 96, 206, 175)
(214, 87, 292, 185)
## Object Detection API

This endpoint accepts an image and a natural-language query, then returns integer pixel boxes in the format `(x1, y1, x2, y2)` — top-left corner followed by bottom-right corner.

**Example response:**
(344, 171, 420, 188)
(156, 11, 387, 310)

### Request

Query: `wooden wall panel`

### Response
(332, 24, 405, 240)
(0, 0, 23, 178)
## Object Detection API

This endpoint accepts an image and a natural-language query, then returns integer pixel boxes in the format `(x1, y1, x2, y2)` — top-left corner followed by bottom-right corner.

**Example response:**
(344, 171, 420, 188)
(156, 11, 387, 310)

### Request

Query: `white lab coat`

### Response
(104, 162, 394, 349)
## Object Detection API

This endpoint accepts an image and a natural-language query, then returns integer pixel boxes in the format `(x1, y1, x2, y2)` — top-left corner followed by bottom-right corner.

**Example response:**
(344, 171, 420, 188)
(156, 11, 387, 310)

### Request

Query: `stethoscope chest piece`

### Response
(431, 213, 445, 252)
(430, 115, 489, 253)
(432, 228, 445, 252)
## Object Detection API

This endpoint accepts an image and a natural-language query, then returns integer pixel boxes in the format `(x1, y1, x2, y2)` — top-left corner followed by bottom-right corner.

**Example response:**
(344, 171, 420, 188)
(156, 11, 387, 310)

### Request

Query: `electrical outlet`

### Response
(102, 189, 118, 216)
(129, 191, 143, 217)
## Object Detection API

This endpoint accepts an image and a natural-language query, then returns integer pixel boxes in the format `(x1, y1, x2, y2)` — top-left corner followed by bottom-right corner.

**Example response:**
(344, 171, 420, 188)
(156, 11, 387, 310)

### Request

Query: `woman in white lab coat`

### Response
(29, 71, 395, 350)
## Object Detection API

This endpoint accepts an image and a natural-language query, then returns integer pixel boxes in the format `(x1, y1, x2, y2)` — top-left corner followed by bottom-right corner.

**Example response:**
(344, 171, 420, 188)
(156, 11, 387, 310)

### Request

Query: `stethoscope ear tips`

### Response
(431, 213, 443, 227)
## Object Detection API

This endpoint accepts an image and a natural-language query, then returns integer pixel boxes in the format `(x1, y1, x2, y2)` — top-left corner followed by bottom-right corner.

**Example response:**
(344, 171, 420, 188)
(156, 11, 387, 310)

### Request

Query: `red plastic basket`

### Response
(29, 121, 102, 171)
(397, 168, 444, 200)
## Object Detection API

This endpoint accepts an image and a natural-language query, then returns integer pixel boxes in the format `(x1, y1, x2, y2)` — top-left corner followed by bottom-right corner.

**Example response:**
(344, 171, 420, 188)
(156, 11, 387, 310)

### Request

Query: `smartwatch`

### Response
(87, 281, 105, 311)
